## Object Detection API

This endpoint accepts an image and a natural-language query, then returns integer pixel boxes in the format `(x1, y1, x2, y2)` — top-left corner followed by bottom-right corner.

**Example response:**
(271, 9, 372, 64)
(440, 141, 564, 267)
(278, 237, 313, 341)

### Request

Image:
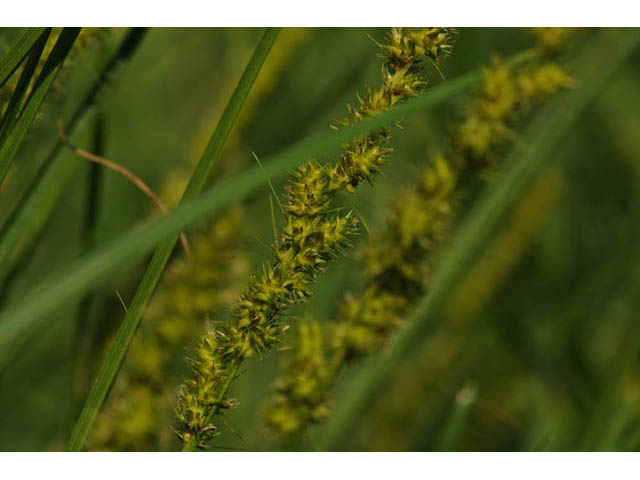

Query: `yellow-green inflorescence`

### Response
(89, 210, 248, 451)
(265, 29, 576, 438)
(175, 27, 456, 450)
(454, 59, 574, 168)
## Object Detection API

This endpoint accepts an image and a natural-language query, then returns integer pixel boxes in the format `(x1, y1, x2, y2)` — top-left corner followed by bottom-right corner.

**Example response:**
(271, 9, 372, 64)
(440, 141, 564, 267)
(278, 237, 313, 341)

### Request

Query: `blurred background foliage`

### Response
(1, 27, 640, 451)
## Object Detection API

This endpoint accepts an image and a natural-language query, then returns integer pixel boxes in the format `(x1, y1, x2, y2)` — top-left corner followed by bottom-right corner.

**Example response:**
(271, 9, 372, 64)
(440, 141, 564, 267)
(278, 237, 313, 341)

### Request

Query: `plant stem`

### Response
(57, 120, 191, 255)
(65, 27, 281, 452)
(73, 111, 105, 405)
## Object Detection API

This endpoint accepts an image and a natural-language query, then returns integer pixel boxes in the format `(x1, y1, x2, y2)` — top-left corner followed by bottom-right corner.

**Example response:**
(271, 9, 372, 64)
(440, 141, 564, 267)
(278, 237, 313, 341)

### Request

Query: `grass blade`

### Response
(0, 28, 48, 90)
(0, 44, 536, 383)
(0, 28, 148, 292)
(0, 29, 51, 142)
(436, 384, 477, 451)
(0, 28, 81, 187)
(319, 28, 640, 451)
(65, 27, 281, 452)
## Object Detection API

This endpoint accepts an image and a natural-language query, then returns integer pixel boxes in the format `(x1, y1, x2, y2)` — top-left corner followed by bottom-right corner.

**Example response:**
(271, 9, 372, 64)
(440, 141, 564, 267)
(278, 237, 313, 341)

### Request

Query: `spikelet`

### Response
(263, 319, 331, 435)
(530, 27, 576, 53)
(176, 27, 456, 450)
(454, 57, 574, 167)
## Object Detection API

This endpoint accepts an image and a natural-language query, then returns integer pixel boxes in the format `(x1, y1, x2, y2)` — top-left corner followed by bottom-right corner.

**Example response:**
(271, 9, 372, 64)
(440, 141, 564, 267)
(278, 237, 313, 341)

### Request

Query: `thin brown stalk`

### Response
(57, 119, 190, 255)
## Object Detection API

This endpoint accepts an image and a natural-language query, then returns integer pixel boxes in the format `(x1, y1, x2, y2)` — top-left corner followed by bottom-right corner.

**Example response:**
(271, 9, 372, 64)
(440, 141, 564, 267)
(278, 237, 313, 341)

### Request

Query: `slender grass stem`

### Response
(73, 112, 105, 405)
(65, 27, 281, 452)
(319, 27, 640, 451)
(57, 120, 191, 255)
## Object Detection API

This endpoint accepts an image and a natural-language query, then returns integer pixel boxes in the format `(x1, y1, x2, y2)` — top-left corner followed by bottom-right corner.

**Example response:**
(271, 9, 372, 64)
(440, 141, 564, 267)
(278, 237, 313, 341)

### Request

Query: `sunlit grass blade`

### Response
(0, 44, 536, 384)
(0, 28, 48, 90)
(0, 29, 50, 142)
(65, 27, 281, 452)
(0, 28, 148, 292)
(319, 27, 640, 451)
(0, 28, 81, 187)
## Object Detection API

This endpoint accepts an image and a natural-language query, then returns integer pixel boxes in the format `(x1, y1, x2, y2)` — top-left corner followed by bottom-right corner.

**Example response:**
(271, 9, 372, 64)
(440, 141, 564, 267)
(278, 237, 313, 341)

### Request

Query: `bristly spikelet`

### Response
(331, 289, 408, 360)
(329, 27, 456, 192)
(380, 27, 454, 66)
(516, 63, 576, 103)
(530, 27, 576, 53)
(176, 27, 456, 450)
(362, 155, 457, 286)
(175, 326, 229, 447)
(455, 58, 574, 167)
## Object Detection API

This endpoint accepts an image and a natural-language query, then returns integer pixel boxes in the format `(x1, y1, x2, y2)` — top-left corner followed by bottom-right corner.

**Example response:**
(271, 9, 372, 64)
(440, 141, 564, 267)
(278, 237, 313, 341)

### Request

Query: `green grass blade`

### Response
(319, 28, 640, 451)
(65, 27, 281, 452)
(0, 28, 48, 90)
(0, 29, 51, 142)
(0, 28, 81, 187)
(0, 28, 148, 292)
(436, 384, 477, 451)
(0, 44, 535, 382)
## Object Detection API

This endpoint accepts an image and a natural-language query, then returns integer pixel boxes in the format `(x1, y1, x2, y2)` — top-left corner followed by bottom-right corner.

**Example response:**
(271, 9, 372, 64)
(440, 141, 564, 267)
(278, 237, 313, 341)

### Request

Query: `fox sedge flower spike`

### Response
(176, 27, 456, 450)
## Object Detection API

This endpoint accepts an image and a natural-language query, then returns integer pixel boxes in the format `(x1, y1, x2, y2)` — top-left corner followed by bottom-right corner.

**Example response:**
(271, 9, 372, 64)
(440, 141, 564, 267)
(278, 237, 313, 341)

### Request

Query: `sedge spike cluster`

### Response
(265, 29, 576, 438)
(530, 27, 577, 53)
(266, 318, 332, 434)
(454, 59, 574, 168)
(175, 27, 456, 450)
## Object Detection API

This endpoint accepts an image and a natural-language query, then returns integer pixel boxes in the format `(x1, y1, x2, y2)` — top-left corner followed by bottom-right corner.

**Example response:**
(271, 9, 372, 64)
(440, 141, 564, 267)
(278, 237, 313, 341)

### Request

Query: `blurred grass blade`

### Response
(0, 43, 535, 386)
(0, 28, 148, 292)
(436, 384, 477, 451)
(0, 28, 48, 90)
(65, 27, 281, 452)
(0, 29, 50, 142)
(0, 28, 81, 187)
(74, 111, 106, 403)
(319, 28, 640, 451)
